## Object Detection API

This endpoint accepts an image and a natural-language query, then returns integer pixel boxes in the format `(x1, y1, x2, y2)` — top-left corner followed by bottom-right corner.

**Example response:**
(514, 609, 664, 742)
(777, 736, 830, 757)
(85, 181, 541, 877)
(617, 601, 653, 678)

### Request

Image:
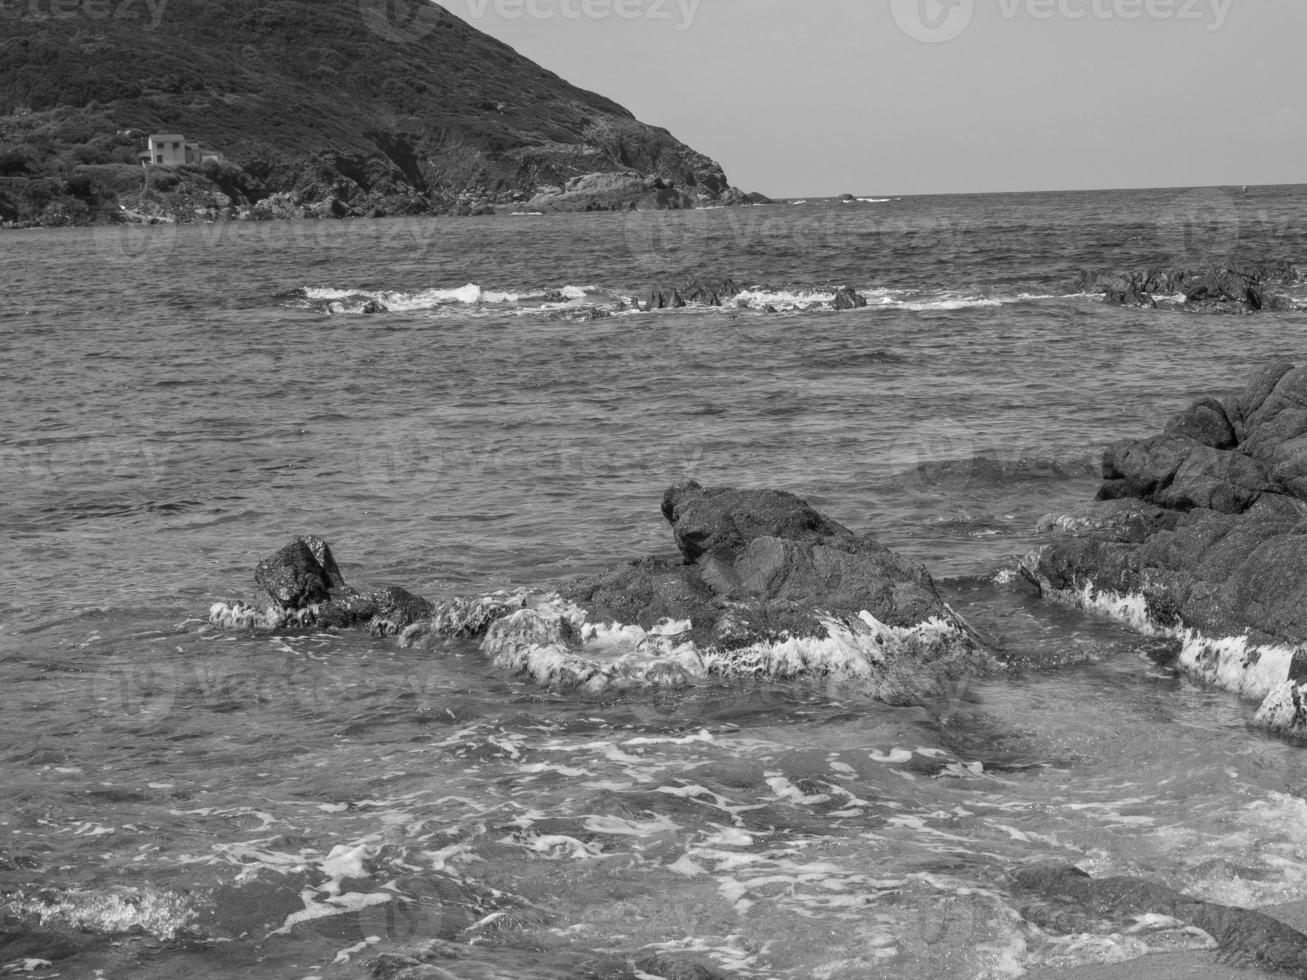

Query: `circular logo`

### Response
(622, 208, 705, 277)
(91, 219, 180, 266)
(359, 0, 446, 43)
(890, 0, 975, 43)
(1158, 187, 1240, 267)
(94, 661, 179, 725)
(884, 418, 979, 493)
(354, 891, 444, 944)
(355, 418, 437, 496)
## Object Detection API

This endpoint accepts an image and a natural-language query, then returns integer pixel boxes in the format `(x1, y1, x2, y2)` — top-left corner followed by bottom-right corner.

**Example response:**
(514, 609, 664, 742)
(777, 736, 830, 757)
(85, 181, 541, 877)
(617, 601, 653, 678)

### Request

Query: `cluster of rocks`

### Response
(1023, 361, 1307, 734)
(212, 536, 433, 635)
(642, 279, 867, 313)
(211, 483, 995, 700)
(1075, 261, 1299, 311)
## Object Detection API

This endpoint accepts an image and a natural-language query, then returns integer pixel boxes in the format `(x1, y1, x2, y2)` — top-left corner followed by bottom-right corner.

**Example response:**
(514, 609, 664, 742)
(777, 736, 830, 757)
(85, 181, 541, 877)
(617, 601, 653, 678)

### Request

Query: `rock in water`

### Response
(831, 286, 868, 310)
(1077, 261, 1298, 312)
(254, 537, 337, 609)
(211, 485, 997, 700)
(216, 537, 431, 633)
(1024, 361, 1307, 734)
(1014, 864, 1307, 975)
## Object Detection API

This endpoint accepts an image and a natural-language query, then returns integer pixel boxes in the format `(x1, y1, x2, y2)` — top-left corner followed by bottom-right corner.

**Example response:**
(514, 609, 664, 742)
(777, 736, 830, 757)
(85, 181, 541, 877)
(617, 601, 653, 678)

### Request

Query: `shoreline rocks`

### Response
(210, 485, 998, 700)
(1075, 261, 1299, 312)
(1023, 361, 1307, 734)
(641, 278, 869, 313)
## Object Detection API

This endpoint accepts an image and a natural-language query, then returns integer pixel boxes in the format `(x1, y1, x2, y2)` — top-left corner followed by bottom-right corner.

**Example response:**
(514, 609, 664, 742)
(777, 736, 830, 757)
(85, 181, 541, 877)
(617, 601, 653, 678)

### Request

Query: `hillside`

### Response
(0, 0, 752, 225)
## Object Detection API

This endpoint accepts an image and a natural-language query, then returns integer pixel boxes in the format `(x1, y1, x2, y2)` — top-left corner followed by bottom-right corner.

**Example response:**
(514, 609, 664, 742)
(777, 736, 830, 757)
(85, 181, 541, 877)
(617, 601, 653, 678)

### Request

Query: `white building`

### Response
(140, 134, 221, 167)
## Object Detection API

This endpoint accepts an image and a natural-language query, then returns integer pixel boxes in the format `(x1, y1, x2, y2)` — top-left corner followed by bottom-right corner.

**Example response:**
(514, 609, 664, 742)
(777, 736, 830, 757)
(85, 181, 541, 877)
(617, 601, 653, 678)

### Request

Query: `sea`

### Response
(4, 186, 1307, 980)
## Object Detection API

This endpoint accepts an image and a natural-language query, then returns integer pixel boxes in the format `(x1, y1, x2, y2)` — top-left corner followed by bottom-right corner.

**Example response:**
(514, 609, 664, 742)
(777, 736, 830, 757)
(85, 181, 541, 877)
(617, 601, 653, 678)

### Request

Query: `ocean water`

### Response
(4, 186, 1307, 979)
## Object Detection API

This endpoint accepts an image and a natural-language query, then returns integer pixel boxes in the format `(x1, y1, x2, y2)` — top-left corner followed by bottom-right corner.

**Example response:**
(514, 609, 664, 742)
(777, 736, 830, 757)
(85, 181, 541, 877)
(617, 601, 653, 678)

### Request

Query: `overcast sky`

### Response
(434, 0, 1306, 197)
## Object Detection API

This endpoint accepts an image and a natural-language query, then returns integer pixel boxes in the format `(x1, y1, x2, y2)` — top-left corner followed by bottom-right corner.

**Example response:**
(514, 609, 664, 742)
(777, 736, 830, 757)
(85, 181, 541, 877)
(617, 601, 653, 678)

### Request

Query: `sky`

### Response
(433, 0, 1307, 197)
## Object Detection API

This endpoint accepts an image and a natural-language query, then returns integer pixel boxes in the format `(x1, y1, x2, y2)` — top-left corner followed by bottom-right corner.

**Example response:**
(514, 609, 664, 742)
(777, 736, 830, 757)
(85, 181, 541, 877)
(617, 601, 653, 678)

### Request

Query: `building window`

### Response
(156, 155, 163, 163)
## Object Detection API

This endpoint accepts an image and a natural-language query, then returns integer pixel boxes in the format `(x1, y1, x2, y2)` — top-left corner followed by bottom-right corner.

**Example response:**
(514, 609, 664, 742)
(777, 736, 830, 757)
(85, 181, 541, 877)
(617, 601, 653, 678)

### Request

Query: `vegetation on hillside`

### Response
(0, 0, 739, 224)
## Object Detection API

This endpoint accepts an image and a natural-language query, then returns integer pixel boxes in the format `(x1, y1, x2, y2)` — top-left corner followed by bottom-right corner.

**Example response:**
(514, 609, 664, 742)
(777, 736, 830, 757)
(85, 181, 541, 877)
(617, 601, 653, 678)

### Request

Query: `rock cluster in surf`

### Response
(1075, 260, 1298, 311)
(210, 484, 995, 700)
(642, 278, 867, 313)
(213, 535, 433, 635)
(1024, 361, 1307, 734)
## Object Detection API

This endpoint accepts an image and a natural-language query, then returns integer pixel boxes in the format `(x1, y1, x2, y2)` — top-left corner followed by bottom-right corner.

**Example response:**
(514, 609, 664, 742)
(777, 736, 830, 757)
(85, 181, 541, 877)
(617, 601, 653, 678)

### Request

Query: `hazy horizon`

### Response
(434, 0, 1306, 198)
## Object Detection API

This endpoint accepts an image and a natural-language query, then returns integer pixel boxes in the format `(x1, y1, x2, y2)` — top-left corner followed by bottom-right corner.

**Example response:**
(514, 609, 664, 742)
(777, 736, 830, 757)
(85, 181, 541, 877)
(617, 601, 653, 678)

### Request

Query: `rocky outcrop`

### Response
(1015, 864, 1307, 975)
(1075, 262, 1298, 312)
(641, 279, 868, 313)
(522, 173, 703, 214)
(211, 535, 431, 635)
(1023, 362, 1307, 734)
(211, 486, 997, 699)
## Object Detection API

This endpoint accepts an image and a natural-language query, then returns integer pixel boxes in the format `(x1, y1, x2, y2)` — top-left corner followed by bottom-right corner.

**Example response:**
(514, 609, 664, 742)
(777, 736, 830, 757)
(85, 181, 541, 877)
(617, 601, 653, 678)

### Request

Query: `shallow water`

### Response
(4, 187, 1307, 978)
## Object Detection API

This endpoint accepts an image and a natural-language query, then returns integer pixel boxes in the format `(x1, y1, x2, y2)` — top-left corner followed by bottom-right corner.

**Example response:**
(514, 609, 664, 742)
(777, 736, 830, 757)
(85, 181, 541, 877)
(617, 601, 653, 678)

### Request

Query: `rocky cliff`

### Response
(0, 0, 749, 225)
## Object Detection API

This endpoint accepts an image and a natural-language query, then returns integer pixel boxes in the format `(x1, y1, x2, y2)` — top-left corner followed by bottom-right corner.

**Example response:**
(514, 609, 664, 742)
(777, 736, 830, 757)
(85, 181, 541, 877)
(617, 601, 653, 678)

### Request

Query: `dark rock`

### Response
(661, 481, 855, 563)
(254, 538, 335, 609)
(644, 278, 745, 312)
(830, 286, 868, 310)
(218, 486, 993, 699)
(1077, 262, 1298, 313)
(1026, 363, 1307, 732)
(1014, 864, 1307, 975)
(359, 300, 388, 315)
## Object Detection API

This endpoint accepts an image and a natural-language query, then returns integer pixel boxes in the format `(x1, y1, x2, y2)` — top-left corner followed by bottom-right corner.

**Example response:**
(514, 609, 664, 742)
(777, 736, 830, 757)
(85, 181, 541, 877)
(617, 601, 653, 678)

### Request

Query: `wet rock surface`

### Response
(212, 484, 994, 698)
(1015, 864, 1307, 976)
(1024, 362, 1307, 733)
(1075, 261, 1299, 312)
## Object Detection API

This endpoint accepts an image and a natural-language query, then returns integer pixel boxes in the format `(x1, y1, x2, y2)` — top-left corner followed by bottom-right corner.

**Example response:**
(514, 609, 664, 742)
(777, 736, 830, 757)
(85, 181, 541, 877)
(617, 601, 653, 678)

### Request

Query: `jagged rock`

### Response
(661, 481, 856, 563)
(213, 484, 995, 699)
(1024, 362, 1307, 733)
(1077, 262, 1298, 312)
(254, 537, 339, 609)
(1014, 864, 1307, 975)
(830, 286, 868, 310)
(219, 537, 430, 633)
(643, 278, 745, 312)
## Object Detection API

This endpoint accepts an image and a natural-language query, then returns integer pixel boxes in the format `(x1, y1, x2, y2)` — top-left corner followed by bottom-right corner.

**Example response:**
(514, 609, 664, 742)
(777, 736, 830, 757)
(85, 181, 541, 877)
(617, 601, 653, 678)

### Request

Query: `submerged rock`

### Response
(1014, 864, 1307, 974)
(1024, 362, 1307, 734)
(212, 485, 996, 700)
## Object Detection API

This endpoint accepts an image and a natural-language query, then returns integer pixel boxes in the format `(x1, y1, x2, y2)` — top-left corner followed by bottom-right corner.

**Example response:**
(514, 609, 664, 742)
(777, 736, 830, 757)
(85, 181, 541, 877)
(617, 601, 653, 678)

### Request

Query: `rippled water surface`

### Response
(4, 187, 1307, 979)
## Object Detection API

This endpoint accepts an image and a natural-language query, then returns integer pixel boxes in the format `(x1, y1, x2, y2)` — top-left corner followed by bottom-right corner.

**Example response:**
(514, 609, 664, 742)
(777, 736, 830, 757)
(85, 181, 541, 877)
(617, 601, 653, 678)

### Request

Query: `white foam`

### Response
(1032, 574, 1307, 729)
